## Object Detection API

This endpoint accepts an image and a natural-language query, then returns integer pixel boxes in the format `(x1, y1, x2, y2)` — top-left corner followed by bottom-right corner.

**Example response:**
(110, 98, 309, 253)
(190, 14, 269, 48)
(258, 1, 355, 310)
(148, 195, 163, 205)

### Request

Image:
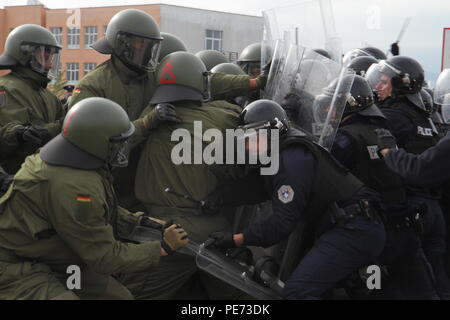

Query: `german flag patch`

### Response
(74, 88, 82, 94)
(76, 195, 92, 203)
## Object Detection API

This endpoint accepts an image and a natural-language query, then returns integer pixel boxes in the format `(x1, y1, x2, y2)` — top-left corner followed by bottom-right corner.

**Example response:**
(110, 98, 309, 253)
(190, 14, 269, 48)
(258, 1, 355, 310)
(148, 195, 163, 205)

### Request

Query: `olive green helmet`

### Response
(211, 62, 246, 75)
(41, 97, 134, 170)
(151, 51, 210, 104)
(92, 9, 163, 72)
(159, 32, 188, 62)
(0, 24, 61, 79)
(195, 50, 229, 71)
(238, 43, 262, 63)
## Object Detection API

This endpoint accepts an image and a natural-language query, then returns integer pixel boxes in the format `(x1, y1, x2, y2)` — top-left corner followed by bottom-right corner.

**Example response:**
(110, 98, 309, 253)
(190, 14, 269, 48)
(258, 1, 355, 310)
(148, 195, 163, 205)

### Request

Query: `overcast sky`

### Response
(1, 0, 448, 85)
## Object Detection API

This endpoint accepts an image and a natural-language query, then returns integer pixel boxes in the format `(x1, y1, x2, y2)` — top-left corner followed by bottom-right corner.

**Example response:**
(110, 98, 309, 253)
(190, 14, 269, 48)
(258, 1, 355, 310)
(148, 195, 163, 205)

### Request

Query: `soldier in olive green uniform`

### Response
(0, 97, 189, 300)
(69, 10, 261, 210)
(118, 51, 246, 299)
(68, 9, 164, 210)
(0, 24, 64, 173)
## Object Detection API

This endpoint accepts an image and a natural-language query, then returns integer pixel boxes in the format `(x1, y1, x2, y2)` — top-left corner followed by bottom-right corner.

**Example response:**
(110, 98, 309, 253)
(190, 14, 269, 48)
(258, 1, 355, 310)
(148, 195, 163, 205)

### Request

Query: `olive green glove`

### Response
(161, 221, 189, 255)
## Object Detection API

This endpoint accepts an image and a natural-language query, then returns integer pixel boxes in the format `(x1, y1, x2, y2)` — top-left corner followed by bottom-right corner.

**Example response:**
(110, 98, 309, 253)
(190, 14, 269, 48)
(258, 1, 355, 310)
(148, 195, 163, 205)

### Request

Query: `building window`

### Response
(84, 26, 98, 48)
(66, 63, 79, 83)
(205, 30, 223, 51)
(67, 27, 80, 49)
(84, 62, 97, 75)
(50, 27, 63, 46)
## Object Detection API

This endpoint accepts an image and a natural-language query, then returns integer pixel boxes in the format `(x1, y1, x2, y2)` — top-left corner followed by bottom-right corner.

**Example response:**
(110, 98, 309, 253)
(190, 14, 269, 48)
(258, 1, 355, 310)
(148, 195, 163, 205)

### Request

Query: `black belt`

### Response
(333, 200, 379, 224)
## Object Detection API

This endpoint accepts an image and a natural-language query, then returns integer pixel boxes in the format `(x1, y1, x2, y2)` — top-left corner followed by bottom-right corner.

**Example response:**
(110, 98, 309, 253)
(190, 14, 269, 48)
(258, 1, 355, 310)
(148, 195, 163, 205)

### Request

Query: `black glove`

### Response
(15, 125, 51, 146)
(206, 232, 236, 250)
(144, 103, 181, 130)
(256, 60, 272, 90)
(375, 128, 397, 156)
(0, 171, 13, 196)
(391, 42, 400, 56)
(201, 191, 224, 216)
(281, 92, 301, 120)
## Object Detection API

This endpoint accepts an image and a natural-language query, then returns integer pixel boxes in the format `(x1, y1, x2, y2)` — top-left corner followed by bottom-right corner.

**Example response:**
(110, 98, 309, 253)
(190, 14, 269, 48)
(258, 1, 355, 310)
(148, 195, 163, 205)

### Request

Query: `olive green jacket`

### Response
(0, 67, 63, 173)
(135, 100, 244, 242)
(0, 154, 160, 275)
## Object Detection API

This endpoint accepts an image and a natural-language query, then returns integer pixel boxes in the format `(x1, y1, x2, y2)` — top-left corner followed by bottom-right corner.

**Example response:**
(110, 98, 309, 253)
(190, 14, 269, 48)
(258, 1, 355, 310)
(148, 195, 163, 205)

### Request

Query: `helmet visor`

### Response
(24, 44, 61, 79)
(365, 61, 399, 99)
(116, 32, 162, 72)
(108, 123, 135, 168)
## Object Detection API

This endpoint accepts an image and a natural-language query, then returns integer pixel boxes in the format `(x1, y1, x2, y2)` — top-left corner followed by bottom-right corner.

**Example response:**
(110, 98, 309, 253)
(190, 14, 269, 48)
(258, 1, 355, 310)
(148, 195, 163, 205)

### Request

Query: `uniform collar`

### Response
(12, 65, 50, 89)
(111, 55, 148, 84)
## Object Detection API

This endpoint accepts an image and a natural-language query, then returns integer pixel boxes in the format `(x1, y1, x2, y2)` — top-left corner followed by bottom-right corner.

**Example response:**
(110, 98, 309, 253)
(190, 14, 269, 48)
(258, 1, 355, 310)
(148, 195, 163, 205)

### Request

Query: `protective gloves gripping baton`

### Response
(375, 128, 398, 157)
(142, 103, 181, 130)
(139, 216, 189, 255)
(161, 220, 189, 255)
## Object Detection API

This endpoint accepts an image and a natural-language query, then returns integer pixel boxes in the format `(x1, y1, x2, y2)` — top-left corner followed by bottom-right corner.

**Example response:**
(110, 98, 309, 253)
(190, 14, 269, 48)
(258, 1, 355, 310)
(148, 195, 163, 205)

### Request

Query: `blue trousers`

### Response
(283, 216, 385, 300)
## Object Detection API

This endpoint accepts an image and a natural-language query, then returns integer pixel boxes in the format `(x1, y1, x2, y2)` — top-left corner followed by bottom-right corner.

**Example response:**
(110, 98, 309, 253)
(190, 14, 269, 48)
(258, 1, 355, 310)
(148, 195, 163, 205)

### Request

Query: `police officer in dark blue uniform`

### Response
(203, 99, 386, 300)
(366, 56, 450, 299)
(330, 75, 437, 299)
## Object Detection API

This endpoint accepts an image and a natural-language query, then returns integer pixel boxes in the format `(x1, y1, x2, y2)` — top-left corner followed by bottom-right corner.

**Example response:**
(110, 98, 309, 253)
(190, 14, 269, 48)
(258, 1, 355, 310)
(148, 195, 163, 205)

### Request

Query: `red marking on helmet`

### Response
(63, 112, 76, 136)
(160, 59, 177, 84)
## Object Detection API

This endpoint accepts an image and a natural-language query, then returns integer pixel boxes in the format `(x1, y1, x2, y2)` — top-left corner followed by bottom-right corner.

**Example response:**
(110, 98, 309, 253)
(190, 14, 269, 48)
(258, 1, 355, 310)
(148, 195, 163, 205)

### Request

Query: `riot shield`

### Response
(263, 0, 342, 64)
(125, 226, 284, 300)
(265, 44, 355, 150)
(263, 39, 290, 100)
(434, 69, 450, 106)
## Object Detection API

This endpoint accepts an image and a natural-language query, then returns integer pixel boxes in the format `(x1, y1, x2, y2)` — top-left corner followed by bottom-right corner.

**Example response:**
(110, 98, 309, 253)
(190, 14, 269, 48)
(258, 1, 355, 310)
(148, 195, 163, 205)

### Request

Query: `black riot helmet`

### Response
(343, 46, 387, 66)
(343, 75, 385, 118)
(239, 99, 290, 135)
(419, 88, 433, 115)
(313, 48, 331, 60)
(361, 47, 387, 60)
(347, 56, 379, 77)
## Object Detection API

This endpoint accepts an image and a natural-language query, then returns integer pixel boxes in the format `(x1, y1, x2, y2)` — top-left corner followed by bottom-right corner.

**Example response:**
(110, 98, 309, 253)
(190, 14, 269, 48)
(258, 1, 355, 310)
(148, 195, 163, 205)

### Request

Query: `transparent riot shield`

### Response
(263, 39, 290, 100)
(434, 69, 450, 106)
(263, 0, 342, 64)
(125, 226, 284, 300)
(265, 44, 354, 150)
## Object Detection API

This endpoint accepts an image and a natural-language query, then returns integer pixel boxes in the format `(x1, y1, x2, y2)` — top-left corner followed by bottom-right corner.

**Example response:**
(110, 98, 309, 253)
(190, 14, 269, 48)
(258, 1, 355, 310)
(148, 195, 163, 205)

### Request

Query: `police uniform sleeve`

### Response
(46, 173, 160, 275)
(210, 72, 252, 101)
(243, 146, 315, 248)
(384, 133, 450, 186)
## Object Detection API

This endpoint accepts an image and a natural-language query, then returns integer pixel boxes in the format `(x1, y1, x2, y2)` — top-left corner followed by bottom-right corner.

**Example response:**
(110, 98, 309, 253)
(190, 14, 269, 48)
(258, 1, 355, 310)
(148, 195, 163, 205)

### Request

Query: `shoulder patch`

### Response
(278, 185, 295, 204)
(0, 90, 7, 107)
(76, 195, 92, 202)
(73, 88, 82, 94)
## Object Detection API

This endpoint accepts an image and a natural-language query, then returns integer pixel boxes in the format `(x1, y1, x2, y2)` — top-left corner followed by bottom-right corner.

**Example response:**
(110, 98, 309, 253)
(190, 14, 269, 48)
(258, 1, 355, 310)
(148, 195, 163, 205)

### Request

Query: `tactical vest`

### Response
(395, 101, 438, 154)
(279, 128, 364, 224)
(340, 120, 407, 204)
(276, 129, 365, 281)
